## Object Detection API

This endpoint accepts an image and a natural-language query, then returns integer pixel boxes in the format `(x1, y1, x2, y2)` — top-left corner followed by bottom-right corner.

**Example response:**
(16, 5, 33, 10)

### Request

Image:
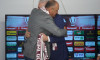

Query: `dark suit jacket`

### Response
(49, 14, 69, 60)
(23, 8, 67, 60)
(98, 48, 100, 54)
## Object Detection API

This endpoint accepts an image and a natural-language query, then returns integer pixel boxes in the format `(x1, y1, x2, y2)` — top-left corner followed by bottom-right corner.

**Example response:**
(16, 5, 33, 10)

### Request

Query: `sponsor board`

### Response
(6, 42, 17, 46)
(18, 47, 22, 52)
(18, 31, 26, 35)
(6, 47, 17, 52)
(67, 30, 73, 35)
(20, 27, 27, 30)
(67, 47, 73, 52)
(85, 47, 95, 52)
(7, 36, 17, 41)
(65, 36, 73, 40)
(18, 53, 24, 58)
(74, 36, 84, 40)
(6, 27, 27, 30)
(6, 53, 17, 58)
(85, 53, 95, 58)
(6, 16, 29, 28)
(66, 42, 73, 46)
(7, 31, 17, 35)
(6, 27, 18, 30)
(98, 36, 100, 40)
(98, 30, 100, 35)
(66, 27, 79, 30)
(86, 36, 95, 41)
(86, 31, 94, 35)
(74, 47, 84, 52)
(85, 41, 95, 46)
(80, 27, 95, 30)
(18, 36, 24, 41)
(74, 30, 84, 35)
(74, 53, 84, 58)
(74, 42, 84, 46)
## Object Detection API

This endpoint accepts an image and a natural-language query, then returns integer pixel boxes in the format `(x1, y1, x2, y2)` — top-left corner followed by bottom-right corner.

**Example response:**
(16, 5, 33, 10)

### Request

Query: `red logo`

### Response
(66, 42, 73, 46)
(85, 47, 95, 52)
(74, 47, 84, 52)
(18, 53, 24, 58)
(66, 27, 79, 30)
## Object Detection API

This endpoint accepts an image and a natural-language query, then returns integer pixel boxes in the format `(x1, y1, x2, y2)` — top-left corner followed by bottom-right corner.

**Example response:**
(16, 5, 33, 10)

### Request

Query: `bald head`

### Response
(45, 0, 59, 17)
(38, 0, 55, 8)
(45, 0, 57, 8)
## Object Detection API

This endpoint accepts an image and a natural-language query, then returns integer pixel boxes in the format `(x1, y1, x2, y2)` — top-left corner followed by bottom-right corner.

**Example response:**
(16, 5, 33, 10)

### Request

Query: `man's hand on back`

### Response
(25, 29, 31, 38)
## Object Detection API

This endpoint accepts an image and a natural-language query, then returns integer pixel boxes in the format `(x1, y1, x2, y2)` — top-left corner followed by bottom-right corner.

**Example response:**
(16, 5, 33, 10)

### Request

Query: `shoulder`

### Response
(55, 14, 63, 18)
(31, 8, 40, 14)
(54, 14, 63, 21)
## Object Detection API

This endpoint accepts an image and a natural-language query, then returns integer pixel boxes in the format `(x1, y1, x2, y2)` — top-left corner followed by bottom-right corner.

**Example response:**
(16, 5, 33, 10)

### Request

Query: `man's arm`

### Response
(39, 16, 67, 37)
(48, 14, 67, 43)
(48, 25, 66, 43)
(25, 30, 49, 42)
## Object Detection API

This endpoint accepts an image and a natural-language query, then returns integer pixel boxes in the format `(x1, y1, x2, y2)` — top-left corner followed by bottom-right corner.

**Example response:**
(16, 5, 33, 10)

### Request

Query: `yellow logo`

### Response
(74, 42, 84, 46)
(98, 30, 100, 35)
(7, 31, 17, 35)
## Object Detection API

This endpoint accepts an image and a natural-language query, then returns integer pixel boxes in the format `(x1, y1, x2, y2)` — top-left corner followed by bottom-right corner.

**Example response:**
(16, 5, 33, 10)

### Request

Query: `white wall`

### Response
(59, 0, 100, 14)
(0, 0, 100, 60)
(0, 0, 33, 60)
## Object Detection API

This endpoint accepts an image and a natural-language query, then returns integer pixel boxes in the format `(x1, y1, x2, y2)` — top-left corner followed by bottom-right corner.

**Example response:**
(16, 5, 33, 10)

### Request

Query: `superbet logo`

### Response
(74, 42, 84, 46)
(66, 42, 73, 46)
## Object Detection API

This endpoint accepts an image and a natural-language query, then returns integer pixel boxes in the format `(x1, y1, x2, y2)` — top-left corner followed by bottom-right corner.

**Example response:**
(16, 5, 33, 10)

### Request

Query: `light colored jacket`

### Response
(23, 8, 66, 60)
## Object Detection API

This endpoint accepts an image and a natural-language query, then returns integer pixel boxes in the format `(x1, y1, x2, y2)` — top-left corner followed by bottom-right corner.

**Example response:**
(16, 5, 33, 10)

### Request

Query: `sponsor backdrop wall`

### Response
(0, 0, 100, 60)
(5, 15, 100, 60)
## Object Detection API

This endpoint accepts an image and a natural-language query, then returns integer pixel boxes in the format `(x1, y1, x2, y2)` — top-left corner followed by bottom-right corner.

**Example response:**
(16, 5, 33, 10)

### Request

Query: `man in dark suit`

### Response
(23, 1, 67, 60)
(25, 15, 69, 60)
(49, 14, 69, 60)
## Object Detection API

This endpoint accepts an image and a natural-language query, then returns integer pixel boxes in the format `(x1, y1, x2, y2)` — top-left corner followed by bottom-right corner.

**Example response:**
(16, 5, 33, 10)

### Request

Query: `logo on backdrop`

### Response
(25, 17, 29, 24)
(69, 16, 76, 26)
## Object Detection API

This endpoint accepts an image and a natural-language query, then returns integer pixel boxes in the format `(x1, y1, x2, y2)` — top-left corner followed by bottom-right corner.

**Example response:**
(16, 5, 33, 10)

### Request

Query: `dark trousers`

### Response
(24, 56, 34, 60)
